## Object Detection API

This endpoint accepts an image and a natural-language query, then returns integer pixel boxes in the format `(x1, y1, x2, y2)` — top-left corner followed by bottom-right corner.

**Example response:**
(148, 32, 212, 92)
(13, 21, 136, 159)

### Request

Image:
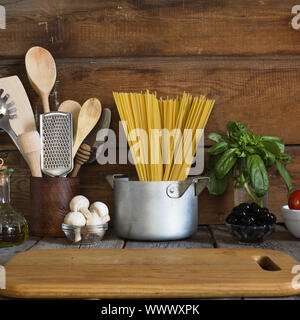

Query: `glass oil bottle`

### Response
(0, 159, 28, 247)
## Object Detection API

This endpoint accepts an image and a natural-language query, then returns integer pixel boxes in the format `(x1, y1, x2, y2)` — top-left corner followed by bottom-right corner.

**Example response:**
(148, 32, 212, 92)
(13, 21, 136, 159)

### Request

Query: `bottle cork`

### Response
(0, 158, 8, 186)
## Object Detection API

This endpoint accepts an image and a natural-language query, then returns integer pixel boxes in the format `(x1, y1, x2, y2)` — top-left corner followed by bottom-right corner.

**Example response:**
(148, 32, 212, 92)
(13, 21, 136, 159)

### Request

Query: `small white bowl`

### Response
(281, 205, 300, 238)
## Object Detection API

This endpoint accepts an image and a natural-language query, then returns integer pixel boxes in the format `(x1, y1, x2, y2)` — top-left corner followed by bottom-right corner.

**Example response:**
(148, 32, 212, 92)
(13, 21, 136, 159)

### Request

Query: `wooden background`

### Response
(0, 0, 299, 224)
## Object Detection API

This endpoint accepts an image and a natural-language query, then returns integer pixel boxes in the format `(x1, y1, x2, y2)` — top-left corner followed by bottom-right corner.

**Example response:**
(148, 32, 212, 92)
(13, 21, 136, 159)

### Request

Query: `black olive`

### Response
(250, 202, 261, 212)
(226, 215, 239, 225)
(267, 213, 277, 224)
(238, 203, 251, 212)
(240, 216, 255, 226)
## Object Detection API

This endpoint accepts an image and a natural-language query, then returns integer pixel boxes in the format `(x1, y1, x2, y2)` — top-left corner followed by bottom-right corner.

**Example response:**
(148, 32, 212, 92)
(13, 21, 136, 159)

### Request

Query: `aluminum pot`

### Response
(107, 174, 209, 241)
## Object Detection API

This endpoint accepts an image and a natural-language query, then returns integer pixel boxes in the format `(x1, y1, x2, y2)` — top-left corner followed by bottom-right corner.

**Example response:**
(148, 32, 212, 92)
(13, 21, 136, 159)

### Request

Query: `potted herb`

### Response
(206, 121, 292, 207)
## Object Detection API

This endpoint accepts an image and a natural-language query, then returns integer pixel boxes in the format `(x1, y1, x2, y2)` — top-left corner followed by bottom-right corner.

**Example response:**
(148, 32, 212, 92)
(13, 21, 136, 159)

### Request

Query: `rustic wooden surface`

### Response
(1, 58, 300, 145)
(0, 0, 299, 224)
(0, 225, 299, 300)
(0, 0, 299, 58)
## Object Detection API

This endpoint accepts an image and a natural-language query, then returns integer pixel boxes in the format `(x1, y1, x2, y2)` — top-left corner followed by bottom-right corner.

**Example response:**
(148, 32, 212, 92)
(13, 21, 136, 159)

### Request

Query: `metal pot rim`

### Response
(106, 174, 209, 198)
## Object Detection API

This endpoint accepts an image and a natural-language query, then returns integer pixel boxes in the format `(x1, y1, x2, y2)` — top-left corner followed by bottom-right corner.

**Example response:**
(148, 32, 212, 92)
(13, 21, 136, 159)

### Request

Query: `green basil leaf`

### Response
(260, 135, 283, 143)
(226, 121, 246, 134)
(208, 133, 224, 143)
(277, 153, 291, 166)
(257, 148, 276, 168)
(215, 148, 238, 179)
(261, 141, 281, 157)
(247, 154, 269, 198)
(260, 136, 284, 153)
(207, 169, 232, 196)
(226, 121, 247, 142)
(244, 146, 256, 154)
(275, 160, 293, 197)
(207, 141, 229, 155)
(207, 154, 222, 170)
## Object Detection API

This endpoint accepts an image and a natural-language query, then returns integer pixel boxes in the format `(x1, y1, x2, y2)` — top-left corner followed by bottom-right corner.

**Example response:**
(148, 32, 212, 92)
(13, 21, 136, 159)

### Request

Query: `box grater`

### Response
(40, 111, 73, 177)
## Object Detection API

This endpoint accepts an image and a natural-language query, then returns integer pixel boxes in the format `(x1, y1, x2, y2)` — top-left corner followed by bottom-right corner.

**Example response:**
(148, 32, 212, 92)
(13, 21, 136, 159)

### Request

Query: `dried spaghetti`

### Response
(113, 91, 215, 181)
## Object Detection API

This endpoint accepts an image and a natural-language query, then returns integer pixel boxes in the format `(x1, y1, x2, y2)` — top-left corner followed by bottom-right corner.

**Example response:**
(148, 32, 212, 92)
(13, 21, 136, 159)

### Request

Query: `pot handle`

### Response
(166, 176, 210, 199)
(106, 174, 128, 189)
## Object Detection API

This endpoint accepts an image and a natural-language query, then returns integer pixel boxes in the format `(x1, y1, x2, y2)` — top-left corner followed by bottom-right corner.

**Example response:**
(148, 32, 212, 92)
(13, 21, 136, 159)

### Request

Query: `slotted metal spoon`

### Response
(0, 89, 19, 150)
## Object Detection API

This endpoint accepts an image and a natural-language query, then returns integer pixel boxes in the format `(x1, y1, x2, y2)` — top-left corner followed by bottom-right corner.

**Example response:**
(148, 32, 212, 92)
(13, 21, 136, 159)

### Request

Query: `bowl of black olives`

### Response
(226, 202, 276, 243)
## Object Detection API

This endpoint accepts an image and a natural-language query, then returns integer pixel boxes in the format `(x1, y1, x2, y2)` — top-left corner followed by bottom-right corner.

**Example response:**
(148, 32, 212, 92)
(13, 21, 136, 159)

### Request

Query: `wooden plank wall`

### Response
(0, 0, 299, 224)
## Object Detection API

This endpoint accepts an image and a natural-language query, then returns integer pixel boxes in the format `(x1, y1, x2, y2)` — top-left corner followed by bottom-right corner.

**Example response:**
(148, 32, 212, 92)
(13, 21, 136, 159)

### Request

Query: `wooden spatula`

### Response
(73, 98, 102, 158)
(58, 100, 81, 138)
(17, 131, 42, 177)
(25, 47, 56, 113)
(0, 76, 36, 136)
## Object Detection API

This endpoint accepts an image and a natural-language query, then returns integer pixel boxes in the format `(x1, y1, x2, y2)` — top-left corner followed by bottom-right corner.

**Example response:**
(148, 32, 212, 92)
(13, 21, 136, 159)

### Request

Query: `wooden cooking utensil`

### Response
(85, 108, 111, 164)
(0, 76, 36, 136)
(70, 143, 91, 177)
(25, 46, 56, 113)
(74, 108, 111, 167)
(73, 98, 102, 158)
(58, 100, 81, 138)
(17, 131, 42, 177)
(1, 248, 300, 299)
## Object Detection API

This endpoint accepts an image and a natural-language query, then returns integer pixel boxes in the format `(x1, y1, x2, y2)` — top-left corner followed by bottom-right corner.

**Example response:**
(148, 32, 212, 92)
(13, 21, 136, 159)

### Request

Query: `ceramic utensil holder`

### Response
(29, 177, 80, 237)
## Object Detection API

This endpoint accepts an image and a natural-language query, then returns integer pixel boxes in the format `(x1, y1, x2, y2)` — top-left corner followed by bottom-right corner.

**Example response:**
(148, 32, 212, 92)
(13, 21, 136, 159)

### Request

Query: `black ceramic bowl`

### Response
(226, 223, 275, 243)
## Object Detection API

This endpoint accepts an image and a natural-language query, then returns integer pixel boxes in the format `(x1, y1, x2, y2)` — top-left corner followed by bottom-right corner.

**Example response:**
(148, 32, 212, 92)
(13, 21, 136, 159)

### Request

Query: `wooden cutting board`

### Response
(1, 248, 300, 299)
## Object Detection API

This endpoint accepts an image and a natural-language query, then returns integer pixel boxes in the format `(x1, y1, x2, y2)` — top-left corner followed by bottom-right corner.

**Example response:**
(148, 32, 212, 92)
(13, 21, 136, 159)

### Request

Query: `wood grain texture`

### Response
(0, 0, 299, 58)
(2, 144, 299, 225)
(125, 226, 214, 248)
(1, 248, 300, 298)
(1, 57, 300, 146)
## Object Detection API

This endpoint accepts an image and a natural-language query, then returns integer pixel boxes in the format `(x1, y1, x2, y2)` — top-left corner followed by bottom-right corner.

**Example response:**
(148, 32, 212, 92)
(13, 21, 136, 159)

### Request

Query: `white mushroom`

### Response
(85, 211, 107, 236)
(64, 211, 86, 226)
(69, 195, 90, 212)
(89, 202, 110, 224)
(86, 211, 103, 226)
(64, 211, 86, 243)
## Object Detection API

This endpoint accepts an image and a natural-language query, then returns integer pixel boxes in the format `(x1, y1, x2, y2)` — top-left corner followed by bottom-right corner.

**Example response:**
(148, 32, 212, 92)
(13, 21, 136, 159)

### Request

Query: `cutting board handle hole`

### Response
(255, 256, 281, 271)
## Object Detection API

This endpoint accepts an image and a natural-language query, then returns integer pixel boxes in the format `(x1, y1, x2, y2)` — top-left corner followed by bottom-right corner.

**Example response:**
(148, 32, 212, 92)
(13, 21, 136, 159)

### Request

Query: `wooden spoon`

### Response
(17, 131, 42, 177)
(73, 98, 102, 158)
(70, 143, 91, 177)
(58, 100, 81, 139)
(25, 46, 56, 113)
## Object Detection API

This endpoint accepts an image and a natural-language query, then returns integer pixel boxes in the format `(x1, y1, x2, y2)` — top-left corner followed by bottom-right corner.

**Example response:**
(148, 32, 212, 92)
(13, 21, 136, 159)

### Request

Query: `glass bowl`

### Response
(226, 223, 275, 243)
(62, 223, 108, 244)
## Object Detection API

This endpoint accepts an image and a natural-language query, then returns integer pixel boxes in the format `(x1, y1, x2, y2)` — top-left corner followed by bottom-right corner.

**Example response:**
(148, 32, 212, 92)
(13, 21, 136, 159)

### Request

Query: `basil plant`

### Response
(206, 121, 292, 207)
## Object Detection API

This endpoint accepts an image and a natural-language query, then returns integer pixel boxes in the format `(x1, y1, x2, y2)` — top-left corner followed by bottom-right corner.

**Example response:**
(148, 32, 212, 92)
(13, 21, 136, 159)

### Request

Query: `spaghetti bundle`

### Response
(113, 91, 215, 181)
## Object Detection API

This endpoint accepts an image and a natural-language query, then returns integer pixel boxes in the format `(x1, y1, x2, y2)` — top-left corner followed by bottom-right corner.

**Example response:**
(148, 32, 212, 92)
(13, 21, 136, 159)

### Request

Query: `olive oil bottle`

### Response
(0, 161, 28, 247)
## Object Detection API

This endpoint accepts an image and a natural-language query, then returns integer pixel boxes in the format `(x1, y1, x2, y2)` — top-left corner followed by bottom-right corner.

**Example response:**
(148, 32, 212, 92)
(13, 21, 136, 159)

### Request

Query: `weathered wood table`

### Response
(0, 224, 299, 300)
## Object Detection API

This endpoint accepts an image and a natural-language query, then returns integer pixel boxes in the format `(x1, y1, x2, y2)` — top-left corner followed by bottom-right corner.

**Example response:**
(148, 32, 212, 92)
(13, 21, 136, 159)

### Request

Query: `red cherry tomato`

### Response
(288, 190, 300, 210)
